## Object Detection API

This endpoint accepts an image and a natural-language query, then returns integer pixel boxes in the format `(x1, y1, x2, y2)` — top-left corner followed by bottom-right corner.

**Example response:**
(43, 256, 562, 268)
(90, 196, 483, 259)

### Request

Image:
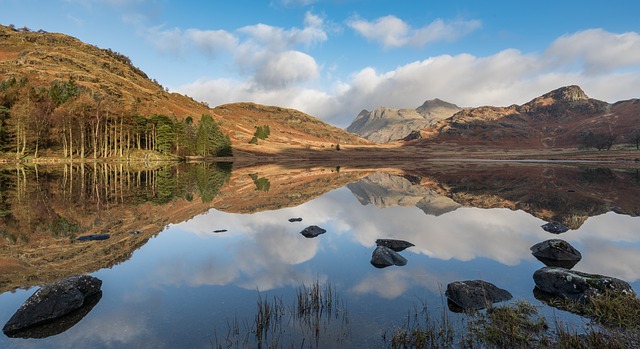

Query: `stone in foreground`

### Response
(533, 267, 634, 303)
(370, 246, 408, 268)
(288, 217, 303, 222)
(541, 222, 569, 234)
(375, 239, 414, 252)
(300, 225, 326, 238)
(530, 239, 582, 269)
(3, 275, 102, 336)
(445, 280, 512, 311)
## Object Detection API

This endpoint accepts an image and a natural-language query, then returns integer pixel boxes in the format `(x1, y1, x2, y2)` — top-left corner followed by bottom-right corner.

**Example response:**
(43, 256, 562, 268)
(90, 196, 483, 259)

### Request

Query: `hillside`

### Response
(409, 86, 640, 149)
(346, 98, 461, 143)
(0, 24, 368, 160)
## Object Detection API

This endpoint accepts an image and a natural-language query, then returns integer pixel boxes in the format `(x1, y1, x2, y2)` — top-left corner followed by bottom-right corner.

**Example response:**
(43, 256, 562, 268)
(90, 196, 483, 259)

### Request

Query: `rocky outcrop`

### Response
(533, 267, 634, 303)
(445, 280, 512, 311)
(346, 99, 461, 143)
(370, 246, 408, 268)
(530, 239, 582, 269)
(3, 275, 102, 336)
(300, 225, 326, 238)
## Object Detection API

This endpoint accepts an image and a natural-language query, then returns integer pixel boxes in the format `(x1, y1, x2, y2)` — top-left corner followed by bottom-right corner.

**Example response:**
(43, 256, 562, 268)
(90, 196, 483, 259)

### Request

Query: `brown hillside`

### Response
(0, 25, 368, 155)
(410, 86, 640, 149)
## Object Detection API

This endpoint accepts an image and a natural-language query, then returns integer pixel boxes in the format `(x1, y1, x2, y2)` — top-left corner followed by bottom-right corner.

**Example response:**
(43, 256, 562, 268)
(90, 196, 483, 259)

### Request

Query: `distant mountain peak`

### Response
(543, 85, 589, 102)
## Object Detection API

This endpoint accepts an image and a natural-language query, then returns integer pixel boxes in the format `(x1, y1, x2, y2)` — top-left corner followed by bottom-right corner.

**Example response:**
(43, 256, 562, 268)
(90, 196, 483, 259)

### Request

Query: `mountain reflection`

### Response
(1, 162, 639, 295)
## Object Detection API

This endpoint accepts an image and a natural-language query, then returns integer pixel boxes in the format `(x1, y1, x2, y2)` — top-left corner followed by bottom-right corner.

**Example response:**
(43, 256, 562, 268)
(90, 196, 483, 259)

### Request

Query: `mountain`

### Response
(346, 98, 461, 143)
(411, 86, 640, 149)
(0, 24, 368, 160)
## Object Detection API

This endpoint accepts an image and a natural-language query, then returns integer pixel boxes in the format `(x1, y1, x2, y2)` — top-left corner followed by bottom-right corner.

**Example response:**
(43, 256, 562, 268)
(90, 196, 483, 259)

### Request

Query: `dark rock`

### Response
(375, 239, 415, 252)
(300, 225, 326, 238)
(541, 222, 569, 234)
(213, 229, 227, 233)
(533, 267, 635, 303)
(74, 234, 110, 241)
(3, 275, 102, 335)
(288, 218, 303, 222)
(5, 292, 102, 339)
(370, 246, 407, 268)
(128, 230, 141, 235)
(445, 280, 512, 311)
(530, 239, 582, 269)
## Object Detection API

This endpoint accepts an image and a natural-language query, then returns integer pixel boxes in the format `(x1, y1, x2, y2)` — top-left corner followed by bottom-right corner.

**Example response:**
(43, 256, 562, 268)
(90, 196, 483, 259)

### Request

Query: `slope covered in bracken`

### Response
(409, 86, 640, 149)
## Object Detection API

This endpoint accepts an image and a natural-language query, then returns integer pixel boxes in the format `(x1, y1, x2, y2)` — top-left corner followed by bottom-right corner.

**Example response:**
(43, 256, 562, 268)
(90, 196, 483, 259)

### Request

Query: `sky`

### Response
(1, 0, 639, 127)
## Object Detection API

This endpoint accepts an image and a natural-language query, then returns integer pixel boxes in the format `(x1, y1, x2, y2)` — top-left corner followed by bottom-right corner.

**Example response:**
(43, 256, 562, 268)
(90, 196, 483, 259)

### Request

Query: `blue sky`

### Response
(1, 0, 639, 127)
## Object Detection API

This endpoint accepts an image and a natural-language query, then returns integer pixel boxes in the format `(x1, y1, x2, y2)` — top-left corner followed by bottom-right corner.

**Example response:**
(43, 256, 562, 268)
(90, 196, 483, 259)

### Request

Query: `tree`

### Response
(631, 129, 640, 150)
(195, 115, 232, 157)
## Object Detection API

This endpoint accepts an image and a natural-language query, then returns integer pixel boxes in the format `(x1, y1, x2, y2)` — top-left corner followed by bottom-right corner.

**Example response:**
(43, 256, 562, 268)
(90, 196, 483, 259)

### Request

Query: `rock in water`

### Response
(541, 222, 569, 234)
(375, 239, 414, 252)
(300, 225, 326, 238)
(74, 233, 110, 241)
(533, 267, 634, 303)
(445, 280, 512, 311)
(530, 239, 582, 268)
(370, 246, 408, 268)
(3, 275, 103, 335)
(288, 217, 303, 222)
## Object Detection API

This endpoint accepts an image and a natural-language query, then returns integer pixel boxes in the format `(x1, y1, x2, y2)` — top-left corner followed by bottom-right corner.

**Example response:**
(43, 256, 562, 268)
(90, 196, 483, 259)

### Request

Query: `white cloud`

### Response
(177, 28, 640, 128)
(253, 50, 319, 88)
(545, 29, 640, 74)
(346, 15, 481, 49)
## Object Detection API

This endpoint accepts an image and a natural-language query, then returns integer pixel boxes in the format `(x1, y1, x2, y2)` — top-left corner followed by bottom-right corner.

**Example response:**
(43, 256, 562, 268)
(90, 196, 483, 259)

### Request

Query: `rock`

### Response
(530, 239, 582, 268)
(4, 292, 102, 339)
(370, 246, 408, 268)
(128, 230, 141, 235)
(445, 280, 512, 311)
(300, 225, 326, 238)
(3, 275, 103, 336)
(74, 233, 110, 241)
(533, 267, 635, 303)
(541, 222, 569, 234)
(375, 239, 415, 252)
(288, 217, 303, 222)
(213, 229, 227, 233)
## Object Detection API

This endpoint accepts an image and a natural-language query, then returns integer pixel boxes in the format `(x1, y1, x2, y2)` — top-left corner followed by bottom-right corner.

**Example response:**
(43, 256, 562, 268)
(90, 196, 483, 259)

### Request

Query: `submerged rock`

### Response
(370, 246, 407, 268)
(375, 239, 414, 252)
(288, 217, 303, 222)
(541, 222, 569, 234)
(74, 234, 110, 241)
(3, 275, 103, 336)
(533, 267, 634, 303)
(213, 229, 227, 233)
(530, 239, 582, 269)
(300, 225, 326, 238)
(445, 280, 512, 311)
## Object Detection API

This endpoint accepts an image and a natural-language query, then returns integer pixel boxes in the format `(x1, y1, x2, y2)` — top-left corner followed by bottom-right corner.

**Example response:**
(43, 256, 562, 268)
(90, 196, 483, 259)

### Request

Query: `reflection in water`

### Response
(0, 163, 638, 348)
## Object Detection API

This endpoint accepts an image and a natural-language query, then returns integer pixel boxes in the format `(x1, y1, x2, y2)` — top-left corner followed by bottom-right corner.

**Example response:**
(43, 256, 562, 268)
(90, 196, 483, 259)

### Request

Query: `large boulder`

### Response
(533, 267, 634, 303)
(530, 239, 582, 269)
(3, 275, 103, 336)
(370, 246, 408, 268)
(445, 280, 512, 311)
(300, 225, 326, 238)
(541, 222, 569, 234)
(375, 239, 414, 252)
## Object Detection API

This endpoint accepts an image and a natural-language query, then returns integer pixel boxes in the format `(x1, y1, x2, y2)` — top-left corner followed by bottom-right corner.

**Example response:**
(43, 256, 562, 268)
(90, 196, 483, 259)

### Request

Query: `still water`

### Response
(0, 163, 639, 348)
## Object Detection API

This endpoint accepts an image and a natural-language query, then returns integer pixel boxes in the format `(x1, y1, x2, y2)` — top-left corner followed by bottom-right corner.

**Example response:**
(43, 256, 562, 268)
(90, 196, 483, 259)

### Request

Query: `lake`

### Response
(0, 162, 639, 348)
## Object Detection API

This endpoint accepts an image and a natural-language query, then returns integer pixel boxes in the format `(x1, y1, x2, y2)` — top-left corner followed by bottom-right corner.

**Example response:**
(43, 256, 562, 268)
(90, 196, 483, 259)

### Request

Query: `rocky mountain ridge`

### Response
(346, 98, 461, 143)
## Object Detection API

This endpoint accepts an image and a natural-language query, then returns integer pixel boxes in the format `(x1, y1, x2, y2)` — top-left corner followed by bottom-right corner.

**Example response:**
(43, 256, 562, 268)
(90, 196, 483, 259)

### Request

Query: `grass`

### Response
(213, 284, 640, 348)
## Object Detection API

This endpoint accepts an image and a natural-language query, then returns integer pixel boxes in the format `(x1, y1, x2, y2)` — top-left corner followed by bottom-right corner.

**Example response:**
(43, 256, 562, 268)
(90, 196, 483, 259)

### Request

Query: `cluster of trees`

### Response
(579, 130, 617, 151)
(0, 76, 232, 160)
(249, 125, 270, 144)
